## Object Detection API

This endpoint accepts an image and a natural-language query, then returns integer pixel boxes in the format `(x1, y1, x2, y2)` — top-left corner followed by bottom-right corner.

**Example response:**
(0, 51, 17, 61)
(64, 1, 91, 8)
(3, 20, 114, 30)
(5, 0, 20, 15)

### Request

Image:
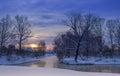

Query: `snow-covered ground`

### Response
(0, 66, 119, 76)
(0, 53, 54, 65)
(0, 55, 40, 65)
(62, 57, 120, 65)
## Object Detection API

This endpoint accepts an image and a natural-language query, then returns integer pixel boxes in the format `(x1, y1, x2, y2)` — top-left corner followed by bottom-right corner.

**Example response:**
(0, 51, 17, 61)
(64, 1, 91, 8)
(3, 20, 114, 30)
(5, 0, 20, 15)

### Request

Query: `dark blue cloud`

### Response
(0, 0, 120, 29)
(0, 0, 120, 17)
(0, 0, 120, 47)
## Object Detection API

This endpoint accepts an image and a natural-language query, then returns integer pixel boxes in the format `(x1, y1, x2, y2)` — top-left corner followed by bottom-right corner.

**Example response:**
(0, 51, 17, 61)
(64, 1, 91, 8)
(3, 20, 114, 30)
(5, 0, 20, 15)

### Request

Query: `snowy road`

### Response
(0, 66, 120, 76)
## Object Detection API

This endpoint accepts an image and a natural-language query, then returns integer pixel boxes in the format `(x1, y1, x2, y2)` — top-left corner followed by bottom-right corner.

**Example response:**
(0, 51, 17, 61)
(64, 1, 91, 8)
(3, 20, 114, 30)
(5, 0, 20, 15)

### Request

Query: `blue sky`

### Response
(0, 0, 120, 49)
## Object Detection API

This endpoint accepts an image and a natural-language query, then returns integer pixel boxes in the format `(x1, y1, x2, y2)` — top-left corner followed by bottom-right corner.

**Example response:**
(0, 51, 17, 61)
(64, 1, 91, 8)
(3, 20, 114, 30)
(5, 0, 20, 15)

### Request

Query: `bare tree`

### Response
(92, 17, 105, 56)
(14, 15, 31, 54)
(113, 19, 120, 56)
(54, 31, 77, 59)
(0, 15, 12, 52)
(39, 40, 46, 56)
(106, 19, 116, 57)
(65, 13, 83, 61)
(65, 13, 96, 62)
(53, 33, 67, 59)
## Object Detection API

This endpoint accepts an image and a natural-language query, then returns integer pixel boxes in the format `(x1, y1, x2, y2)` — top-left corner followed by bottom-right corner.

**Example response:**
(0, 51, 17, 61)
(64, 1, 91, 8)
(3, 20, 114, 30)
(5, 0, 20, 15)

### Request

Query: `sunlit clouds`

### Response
(29, 25, 69, 48)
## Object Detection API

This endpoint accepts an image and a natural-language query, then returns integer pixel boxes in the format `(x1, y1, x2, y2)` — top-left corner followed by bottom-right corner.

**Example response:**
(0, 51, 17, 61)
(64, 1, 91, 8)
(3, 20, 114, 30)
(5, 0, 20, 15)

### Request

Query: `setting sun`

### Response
(29, 44, 39, 48)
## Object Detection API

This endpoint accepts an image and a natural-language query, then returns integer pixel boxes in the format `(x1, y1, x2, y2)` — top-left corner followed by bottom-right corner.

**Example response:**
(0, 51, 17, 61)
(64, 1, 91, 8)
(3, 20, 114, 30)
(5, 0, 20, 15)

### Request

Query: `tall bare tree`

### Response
(14, 15, 31, 53)
(65, 13, 96, 62)
(106, 19, 116, 56)
(113, 19, 120, 53)
(0, 15, 12, 52)
(92, 17, 105, 56)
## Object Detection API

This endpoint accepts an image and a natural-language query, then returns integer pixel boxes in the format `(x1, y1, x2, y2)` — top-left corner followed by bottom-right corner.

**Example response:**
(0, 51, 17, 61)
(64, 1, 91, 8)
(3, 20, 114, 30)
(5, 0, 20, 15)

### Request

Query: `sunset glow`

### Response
(29, 44, 39, 48)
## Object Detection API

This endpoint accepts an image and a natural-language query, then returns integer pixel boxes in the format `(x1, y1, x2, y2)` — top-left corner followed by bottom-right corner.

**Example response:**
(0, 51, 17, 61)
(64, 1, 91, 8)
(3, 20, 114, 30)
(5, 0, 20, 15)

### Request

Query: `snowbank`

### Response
(62, 57, 120, 65)
(0, 55, 40, 65)
(0, 66, 119, 76)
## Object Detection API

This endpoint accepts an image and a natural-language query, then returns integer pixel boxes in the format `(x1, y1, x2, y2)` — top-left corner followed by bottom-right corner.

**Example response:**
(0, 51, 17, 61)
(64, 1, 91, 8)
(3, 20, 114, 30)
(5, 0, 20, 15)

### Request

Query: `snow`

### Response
(0, 55, 40, 65)
(61, 57, 120, 65)
(0, 53, 54, 65)
(0, 66, 119, 76)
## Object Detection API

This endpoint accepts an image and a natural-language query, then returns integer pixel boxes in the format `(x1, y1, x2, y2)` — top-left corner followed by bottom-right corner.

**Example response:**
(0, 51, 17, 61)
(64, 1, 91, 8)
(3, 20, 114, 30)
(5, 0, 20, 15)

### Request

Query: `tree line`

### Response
(0, 15, 46, 58)
(53, 13, 120, 62)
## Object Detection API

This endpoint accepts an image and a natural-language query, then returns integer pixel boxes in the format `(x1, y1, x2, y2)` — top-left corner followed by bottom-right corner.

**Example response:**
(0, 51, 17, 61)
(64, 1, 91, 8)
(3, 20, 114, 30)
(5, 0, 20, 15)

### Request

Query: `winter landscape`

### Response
(0, 0, 120, 76)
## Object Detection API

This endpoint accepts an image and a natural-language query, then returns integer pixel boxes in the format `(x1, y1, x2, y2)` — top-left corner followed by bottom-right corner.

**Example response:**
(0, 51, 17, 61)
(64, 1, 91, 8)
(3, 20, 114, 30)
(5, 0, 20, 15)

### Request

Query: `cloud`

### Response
(31, 24, 69, 38)
(28, 11, 66, 27)
(29, 24, 69, 48)
(0, 0, 120, 48)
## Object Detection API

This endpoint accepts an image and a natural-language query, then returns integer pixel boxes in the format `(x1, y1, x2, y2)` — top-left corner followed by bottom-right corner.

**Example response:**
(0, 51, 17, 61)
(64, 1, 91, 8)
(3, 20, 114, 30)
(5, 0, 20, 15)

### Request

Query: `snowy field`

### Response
(0, 55, 40, 65)
(0, 66, 120, 76)
(62, 57, 120, 65)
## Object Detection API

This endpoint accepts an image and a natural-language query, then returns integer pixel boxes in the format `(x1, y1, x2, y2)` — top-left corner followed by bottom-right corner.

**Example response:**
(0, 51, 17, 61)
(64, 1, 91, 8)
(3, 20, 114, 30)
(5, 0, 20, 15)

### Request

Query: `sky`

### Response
(0, 0, 120, 50)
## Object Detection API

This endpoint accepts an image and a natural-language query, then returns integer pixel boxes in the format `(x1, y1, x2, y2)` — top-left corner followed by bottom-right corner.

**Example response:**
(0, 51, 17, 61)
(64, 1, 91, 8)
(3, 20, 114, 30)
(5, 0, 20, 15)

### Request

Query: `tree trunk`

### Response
(19, 36, 22, 54)
(0, 41, 3, 53)
(75, 41, 80, 62)
(74, 25, 91, 62)
(19, 41, 22, 54)
(98, 37, 103, 57)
